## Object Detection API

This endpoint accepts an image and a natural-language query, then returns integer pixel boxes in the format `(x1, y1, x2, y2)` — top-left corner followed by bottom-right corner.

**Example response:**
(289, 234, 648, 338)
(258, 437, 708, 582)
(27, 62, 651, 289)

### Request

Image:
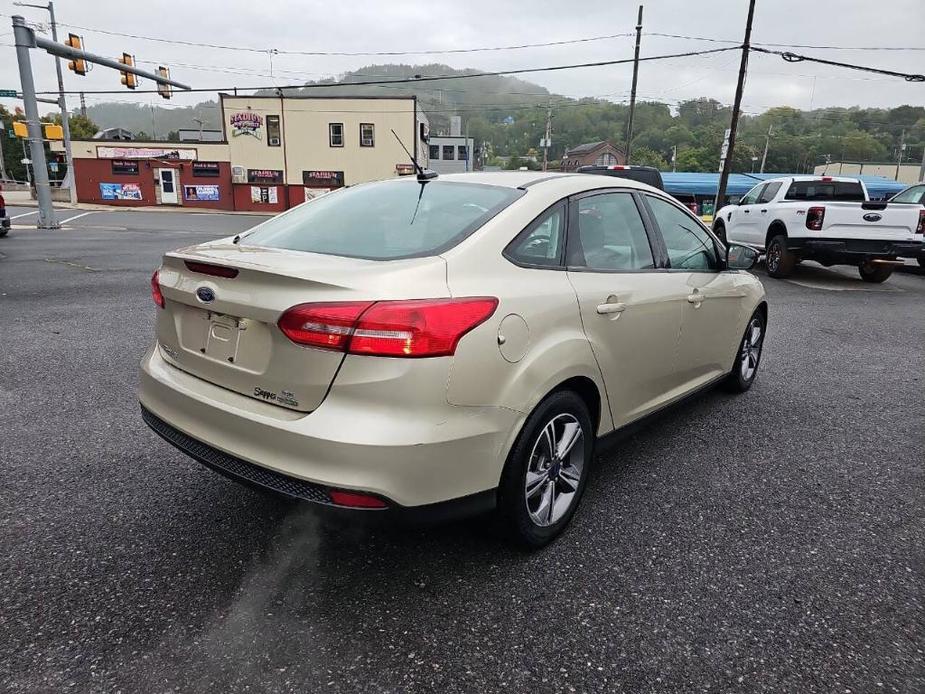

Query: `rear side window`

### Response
(505, 203, 566, 268)
(646, 195, 718, 271)
(757, 181, 782, 204)
(243, 180, 523, 260)
(785, 180, 865, 201)
(891, 185, 925, 204)
(570, 193, 654, 271)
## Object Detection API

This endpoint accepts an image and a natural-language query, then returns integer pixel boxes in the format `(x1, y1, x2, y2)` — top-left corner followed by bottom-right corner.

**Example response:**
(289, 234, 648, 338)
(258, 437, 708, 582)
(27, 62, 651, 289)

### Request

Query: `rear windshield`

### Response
(784, 180, 865, 202)
(242, 180, 523, 260)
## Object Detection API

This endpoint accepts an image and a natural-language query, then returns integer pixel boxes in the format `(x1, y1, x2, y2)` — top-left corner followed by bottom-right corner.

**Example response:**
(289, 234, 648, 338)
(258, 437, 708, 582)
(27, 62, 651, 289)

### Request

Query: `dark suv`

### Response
(575, 164, 664, 190)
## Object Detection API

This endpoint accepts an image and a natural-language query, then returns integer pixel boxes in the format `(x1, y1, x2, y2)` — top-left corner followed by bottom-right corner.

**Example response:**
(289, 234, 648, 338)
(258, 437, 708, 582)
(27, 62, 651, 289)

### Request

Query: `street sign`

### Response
(49, 162, 59, 172)
(0, 89, 17, 98)
(21, 158, 31, 165)
(7, 130, 14, 139)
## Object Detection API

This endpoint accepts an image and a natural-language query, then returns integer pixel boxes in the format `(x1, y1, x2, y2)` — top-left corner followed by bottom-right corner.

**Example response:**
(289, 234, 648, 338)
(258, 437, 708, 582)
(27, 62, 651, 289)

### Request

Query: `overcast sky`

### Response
(2, 0, 923, 117)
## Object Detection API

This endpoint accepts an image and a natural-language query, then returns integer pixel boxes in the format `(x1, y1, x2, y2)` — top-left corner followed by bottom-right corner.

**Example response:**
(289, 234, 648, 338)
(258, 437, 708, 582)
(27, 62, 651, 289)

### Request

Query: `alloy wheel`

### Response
(524, 413, 585, 527)
(740, 317, 764, 381)
(767, 242, 781, 273)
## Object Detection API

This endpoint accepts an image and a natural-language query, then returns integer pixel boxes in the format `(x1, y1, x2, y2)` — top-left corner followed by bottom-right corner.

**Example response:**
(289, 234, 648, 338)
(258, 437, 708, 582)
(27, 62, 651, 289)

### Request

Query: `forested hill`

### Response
(76, 63, 923, 173)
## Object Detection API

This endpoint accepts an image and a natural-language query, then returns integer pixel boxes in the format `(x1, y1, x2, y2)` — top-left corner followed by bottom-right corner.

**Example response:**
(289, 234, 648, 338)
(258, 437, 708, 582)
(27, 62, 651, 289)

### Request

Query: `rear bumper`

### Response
(788, 237, 924, 259)
(138, 345, 518, 510)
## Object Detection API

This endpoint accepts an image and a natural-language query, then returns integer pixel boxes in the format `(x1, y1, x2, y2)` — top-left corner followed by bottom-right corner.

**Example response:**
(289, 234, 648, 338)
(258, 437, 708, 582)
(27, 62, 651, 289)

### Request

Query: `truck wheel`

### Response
(858, 261, 893, 283)
(765, 234, 796, 278)
(712, 221, 727, 246)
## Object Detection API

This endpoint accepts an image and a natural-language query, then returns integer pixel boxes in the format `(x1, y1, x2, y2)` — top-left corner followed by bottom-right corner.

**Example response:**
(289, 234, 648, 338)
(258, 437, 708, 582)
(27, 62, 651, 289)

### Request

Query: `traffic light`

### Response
(118, 53, 137, 89)
(65, 34, 86, 75)
(156, 66, 172, 100)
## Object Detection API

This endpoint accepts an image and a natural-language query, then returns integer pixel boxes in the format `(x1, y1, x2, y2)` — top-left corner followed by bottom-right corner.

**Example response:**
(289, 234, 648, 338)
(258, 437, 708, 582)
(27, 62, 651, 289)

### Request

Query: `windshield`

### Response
(242, 180, 523, 260)
(784, 180, 865, 202)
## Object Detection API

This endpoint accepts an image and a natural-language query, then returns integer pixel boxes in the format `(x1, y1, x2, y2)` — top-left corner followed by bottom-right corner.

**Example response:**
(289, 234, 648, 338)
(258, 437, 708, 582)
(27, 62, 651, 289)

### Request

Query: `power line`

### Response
(645, 31, 925, 51)
(752, 46, 925, 82)
(36, 45, 742, 96)
(54, 21, 633, 56)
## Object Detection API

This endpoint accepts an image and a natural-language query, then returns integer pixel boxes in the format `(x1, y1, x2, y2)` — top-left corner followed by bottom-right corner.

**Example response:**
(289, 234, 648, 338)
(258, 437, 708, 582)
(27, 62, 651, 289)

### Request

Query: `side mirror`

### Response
(726, 242, 759, 271)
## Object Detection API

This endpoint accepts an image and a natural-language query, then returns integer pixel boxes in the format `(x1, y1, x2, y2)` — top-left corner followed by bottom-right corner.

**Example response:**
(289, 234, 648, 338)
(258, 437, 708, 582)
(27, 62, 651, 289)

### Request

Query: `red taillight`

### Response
(916, 209, 924, 235)
(278, 297, 498, 358)
(820, 176, 833, 182)
(806, 206, 825, 231)
(184, 260, 239, 278)
(150, 270, 165, 308)
(329, 489, 388, 509)
(0, 193, 5, 208)
(278, 301, 374, 351)
(608, 165, 628, 170)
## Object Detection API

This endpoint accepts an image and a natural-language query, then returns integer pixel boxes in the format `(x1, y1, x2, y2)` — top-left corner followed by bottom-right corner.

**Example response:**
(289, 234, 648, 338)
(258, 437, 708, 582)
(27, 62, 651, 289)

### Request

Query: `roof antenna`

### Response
(391, 128, 438, 182)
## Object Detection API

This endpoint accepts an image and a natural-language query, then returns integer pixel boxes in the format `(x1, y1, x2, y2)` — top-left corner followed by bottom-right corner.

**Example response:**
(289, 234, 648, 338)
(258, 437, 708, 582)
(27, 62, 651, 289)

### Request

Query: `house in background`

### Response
(560, 141, 626, 172)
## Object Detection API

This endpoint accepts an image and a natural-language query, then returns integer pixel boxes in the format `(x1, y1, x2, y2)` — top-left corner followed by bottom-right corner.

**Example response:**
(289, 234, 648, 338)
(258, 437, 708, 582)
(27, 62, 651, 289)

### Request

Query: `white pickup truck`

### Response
(713, 176, 925, 283)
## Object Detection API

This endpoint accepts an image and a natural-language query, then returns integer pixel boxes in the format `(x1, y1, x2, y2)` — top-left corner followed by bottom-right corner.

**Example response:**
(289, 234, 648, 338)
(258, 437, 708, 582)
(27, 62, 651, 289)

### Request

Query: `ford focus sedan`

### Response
(140, 172, 767, 546)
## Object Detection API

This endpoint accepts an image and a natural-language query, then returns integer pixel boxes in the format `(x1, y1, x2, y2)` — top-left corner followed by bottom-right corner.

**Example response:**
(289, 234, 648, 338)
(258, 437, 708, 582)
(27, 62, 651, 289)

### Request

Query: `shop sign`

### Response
(250, 186, 279, 204)
(97, 146, 196, 160)
(247, 168, 283, 184)
(191, 161, 221, 177)
(111, 159, 139, 175)
(100, 182, 143, 200)
(395, 163, 415, 176)
(303, 170, 344, 187)
(184, 185, 220, 201)
(230, 112, 263, 138)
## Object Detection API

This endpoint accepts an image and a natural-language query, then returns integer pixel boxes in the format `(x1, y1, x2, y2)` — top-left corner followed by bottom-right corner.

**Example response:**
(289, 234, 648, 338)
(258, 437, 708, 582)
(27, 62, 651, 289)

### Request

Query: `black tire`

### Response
(858, 261, 894, 283)
(497, 390, 593, 548)
(0, 229, 8, 238)
(918, 257, 925, 268)
(712, 221, 727, 246)
(724, 310, 766, 393)
(765, 233, 796, 278)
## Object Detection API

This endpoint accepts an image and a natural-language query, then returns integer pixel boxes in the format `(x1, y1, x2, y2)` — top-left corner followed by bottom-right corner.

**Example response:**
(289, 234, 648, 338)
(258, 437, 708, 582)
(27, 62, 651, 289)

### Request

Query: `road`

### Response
(1, 209, 923, 693)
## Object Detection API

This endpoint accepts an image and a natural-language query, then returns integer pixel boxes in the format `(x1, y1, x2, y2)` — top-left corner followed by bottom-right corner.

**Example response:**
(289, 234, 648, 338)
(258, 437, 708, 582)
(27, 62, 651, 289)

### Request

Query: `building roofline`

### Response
(218, 93, 417, 101)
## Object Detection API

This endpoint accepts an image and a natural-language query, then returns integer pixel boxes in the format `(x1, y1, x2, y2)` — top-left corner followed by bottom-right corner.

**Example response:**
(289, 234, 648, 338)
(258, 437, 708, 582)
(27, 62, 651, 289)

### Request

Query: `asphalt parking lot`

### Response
(1, 208, 923, 693)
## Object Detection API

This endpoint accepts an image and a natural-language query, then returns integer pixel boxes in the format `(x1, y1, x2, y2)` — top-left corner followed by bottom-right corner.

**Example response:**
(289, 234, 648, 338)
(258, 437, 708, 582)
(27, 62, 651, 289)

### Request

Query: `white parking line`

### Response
(59, 211, 97, 225)
(10, 210, 39, 220)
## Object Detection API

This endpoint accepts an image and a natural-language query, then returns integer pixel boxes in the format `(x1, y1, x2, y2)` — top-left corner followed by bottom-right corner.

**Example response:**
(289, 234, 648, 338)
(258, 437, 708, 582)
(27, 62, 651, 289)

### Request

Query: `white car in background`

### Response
(141, 172, 767, 546)
(713, 176, 925, 282)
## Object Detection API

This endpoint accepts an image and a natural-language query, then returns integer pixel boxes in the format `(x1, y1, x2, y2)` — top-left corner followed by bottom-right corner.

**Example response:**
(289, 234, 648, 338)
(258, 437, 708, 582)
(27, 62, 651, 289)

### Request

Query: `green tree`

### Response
(630, 146, 668, 170)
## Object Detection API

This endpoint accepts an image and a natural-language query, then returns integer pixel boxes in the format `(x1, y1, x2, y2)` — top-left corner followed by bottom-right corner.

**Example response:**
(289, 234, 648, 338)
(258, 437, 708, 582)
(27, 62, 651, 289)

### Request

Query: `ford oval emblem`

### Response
(863, 212, 882, 222)
(196, 286, 215, 303)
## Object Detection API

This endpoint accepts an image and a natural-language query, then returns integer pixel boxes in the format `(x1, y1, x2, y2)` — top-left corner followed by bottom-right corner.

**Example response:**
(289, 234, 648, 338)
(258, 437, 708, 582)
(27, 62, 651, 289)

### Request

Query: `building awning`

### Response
(661, 172, 908, 200)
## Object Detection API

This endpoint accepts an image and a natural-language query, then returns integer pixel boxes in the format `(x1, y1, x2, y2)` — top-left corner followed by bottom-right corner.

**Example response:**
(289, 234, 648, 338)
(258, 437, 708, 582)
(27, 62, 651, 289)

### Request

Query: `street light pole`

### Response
(13, 15, 57, 228)
(14, 1, 75, 203)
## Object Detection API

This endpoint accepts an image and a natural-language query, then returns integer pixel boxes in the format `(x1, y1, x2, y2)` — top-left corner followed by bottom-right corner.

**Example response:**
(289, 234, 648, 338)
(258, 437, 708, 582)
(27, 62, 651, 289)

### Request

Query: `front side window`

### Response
(738, 184, 764, 206)
(360, 123, 375, 147)
(757, 181, 782, 204)
(570, 193, 654, 271)
(646, 195, 718, 271)
(266, 115, 281, 147)
(329, 123, 344, 147)
(243, 180, 523, 260)
(429, 144, 440, 160)
(505, 204, 566, 268)
(892, 185, 925, 204)
(442, 145, 455, 160)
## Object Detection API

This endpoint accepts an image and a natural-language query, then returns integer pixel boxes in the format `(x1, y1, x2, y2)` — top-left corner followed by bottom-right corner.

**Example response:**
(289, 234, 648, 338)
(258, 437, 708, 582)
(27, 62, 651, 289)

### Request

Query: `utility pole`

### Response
(624, 4, 643, 164)
(14, 2, 76, 203)
(759, 123, 773, 173)
(713, 0, 756, 215)
(542, 102, 552, 172)
(79, 91, 86, 117)
(894, 128, 906, 181)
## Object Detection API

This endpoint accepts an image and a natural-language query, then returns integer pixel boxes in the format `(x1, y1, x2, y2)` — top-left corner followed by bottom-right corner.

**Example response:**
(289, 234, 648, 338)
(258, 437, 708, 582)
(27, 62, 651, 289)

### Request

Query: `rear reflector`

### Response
(917, 209, 924, 235)
(278, 297, 498, 358)
(329, 489, 389, 509)
(805, 206, 825, 231)
(151, 270, 165, 308)
(184, 260, 239, 279)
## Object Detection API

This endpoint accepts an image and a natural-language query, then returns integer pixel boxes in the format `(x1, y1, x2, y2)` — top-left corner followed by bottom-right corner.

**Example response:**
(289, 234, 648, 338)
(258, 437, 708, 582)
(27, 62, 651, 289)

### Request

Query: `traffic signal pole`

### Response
(11, 14, 190, 229)
(47, 2, 76, 204)
(13, 15, 57, 228)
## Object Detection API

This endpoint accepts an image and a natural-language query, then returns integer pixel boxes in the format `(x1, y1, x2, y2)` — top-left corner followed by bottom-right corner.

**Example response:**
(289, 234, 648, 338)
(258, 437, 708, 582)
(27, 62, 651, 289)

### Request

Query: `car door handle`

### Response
(760, 209, 768, 213)
(596, 302, 626, 315)
(743, 209, 751, 214)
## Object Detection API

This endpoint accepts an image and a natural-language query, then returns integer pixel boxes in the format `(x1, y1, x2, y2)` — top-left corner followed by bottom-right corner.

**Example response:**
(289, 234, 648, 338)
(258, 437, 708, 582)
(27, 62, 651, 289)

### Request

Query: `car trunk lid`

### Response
(154, 241, 450, 412)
